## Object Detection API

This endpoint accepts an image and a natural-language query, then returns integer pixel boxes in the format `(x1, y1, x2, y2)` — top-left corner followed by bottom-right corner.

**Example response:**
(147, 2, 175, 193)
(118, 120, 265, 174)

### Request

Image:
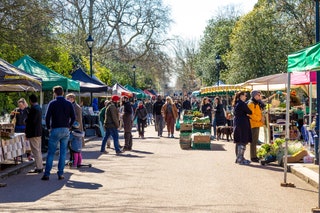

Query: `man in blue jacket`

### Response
(42, 86, 75, 181)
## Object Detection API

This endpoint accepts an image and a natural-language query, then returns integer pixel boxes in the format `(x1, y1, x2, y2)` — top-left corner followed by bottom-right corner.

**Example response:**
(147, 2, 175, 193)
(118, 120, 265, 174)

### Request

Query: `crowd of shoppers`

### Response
(6, 87, 266, 184)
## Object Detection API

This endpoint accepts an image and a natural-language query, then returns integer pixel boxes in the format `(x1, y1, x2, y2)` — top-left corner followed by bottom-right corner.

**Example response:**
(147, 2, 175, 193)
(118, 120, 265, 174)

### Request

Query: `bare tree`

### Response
(52, 0, 172, 62)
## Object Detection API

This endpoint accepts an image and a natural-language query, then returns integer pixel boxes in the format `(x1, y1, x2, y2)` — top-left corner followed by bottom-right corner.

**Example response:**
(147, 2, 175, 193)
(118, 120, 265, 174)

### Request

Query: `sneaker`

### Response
(171, 135, 174, 138)
(116, 150, 125, 155)
(100, 150, 109, 154)
(58, 175, 65, 180)
(41, 175, 49, 181)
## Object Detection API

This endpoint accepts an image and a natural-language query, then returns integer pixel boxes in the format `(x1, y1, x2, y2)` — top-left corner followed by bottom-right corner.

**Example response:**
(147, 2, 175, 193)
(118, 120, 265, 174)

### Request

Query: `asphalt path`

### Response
(0, 125, 318, 212)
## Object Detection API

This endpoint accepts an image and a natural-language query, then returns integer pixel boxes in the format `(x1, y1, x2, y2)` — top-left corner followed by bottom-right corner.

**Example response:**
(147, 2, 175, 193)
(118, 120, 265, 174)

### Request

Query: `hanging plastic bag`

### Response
(175, 119, 180, 131)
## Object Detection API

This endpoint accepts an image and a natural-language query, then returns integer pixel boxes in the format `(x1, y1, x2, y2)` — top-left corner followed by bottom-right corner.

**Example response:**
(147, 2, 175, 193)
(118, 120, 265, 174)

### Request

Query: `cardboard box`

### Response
(193, 135, 211, 143)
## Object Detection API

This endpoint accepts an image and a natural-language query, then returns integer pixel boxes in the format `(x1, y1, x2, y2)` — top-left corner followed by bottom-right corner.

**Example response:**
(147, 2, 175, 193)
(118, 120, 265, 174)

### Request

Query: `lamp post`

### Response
(215, 55, 221, 86)
(85, 34, 94, 103)
(132, 65, 136, 88)
(85, 34, 94, 77)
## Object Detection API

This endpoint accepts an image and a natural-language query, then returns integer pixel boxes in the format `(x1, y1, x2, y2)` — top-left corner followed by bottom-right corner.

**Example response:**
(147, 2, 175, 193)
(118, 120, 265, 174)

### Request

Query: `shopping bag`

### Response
(175, 119, 180, 131)
(271, 94, 280, 108)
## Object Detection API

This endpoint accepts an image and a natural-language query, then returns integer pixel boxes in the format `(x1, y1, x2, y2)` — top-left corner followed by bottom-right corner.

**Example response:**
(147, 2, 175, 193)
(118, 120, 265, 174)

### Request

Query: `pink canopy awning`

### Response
(291, 71, 316, 85)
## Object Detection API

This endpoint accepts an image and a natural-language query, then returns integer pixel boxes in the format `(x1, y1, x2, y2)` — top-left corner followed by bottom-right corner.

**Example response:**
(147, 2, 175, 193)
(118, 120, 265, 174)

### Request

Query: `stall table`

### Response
(0, 133, 29, 167)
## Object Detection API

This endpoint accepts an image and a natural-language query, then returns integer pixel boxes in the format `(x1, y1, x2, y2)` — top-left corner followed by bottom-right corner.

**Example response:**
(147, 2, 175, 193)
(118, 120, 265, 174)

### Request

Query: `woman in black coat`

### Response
(201, 97, 213, 123)
(212, 97, 226, 139)
(232, 91, 252, 165)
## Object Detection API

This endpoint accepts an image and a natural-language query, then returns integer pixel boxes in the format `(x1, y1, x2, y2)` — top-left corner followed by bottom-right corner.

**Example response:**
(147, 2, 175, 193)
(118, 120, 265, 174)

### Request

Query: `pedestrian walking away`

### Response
(232, 91, 252, 165)
(153, 95, 165, 137)
(101, 95, 124, 155)
(25, 94, 43, 174)
(145, 99, 153, 125)
(42, 86, 75, 181)
(122, 96, 133, 151)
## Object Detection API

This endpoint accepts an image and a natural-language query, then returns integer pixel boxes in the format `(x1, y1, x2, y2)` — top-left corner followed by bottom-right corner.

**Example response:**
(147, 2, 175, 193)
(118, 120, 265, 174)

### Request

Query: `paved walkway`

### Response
(0, 125, 319, 212)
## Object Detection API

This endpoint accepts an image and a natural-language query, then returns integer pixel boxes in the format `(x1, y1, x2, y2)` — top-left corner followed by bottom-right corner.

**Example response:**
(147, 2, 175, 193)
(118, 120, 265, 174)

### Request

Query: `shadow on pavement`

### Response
(0, 173, 72, 203)
(211, 143, 226, 151)
(131, 150, 154, 155)
(114, 153, 145, 158)
(77, 166, 105, 174)
(248, 163, 284, 172)
(66, 180, 102, 190)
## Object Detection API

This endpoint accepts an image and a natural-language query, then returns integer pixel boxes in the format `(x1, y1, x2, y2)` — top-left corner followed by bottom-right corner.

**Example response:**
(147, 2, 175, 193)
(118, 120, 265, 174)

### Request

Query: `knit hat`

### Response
(290, 90, 296, 96)
(111, 95, 120, 102)
(251, 90, 261, 98)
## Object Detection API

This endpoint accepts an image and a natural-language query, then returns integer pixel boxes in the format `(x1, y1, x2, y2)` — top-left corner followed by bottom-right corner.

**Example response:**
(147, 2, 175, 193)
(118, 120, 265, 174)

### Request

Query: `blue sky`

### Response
(164, 0, 258, 40)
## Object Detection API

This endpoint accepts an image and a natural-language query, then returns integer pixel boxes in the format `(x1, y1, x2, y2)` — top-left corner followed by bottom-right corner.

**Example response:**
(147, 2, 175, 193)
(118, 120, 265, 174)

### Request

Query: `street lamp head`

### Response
(132, 64, 136, 71)
(215, 55, 221, 64)
(85, 34, 94, 49)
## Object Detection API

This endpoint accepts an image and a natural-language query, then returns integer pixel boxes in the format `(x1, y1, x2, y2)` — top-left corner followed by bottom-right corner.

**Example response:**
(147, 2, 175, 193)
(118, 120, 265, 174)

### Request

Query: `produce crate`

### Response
(192, 129, 211, 134)
(183, 115, 193, 123)
(180, 132, 192, 141)
(192, 142, 211, 150)
(180, 123, 193, 132)
(180, 141, 191, 150)
(193, 135, 211, 143)
(193, 123, 211, 130)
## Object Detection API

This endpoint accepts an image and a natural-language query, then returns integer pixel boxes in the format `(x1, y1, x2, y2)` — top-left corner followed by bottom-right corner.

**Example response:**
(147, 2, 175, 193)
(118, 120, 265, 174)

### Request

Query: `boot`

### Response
(236, 144, 251, 165)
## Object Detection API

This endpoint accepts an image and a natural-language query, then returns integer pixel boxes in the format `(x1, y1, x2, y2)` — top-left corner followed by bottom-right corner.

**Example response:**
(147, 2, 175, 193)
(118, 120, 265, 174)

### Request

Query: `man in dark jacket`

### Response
(122, 96, 133, 151)
(182, 96, 191, 111)
(101, 95, 124, 155)
(42, 86, 75, 181)
(153, 95, 164, 137)
(26, 94, 43, 174)
(145, 99, 153, 125)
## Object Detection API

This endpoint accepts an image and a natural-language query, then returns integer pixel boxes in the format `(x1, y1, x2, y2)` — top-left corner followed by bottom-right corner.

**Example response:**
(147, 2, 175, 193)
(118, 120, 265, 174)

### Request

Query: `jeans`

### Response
(99, 121, 105, 138)
(101, 127, 120, 152)
(155, 114, 164, 136)
(212, 118, 217, 137)
(137, 118, 146, 136)
(44, 128, 70, 177)
(147, 113, 153, 125)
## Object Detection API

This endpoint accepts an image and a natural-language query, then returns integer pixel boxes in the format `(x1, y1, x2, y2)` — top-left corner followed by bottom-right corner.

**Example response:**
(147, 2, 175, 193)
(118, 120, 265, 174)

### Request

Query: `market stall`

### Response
(200, 84, 249, 96)
(179, 110, 212, 150)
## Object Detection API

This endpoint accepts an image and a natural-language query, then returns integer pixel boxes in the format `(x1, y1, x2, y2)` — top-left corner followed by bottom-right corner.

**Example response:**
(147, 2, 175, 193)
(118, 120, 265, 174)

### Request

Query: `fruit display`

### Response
(192, 111, 203, 117)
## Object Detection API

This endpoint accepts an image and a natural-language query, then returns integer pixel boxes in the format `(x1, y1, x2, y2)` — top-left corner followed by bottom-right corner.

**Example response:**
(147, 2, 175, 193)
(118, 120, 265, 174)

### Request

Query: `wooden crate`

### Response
(180, 123, 193, 132)
(193, 123, 211, 130)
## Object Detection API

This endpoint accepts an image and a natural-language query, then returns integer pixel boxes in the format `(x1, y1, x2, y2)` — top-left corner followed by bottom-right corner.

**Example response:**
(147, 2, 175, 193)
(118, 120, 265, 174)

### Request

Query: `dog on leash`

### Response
(217, 126, 233, 141)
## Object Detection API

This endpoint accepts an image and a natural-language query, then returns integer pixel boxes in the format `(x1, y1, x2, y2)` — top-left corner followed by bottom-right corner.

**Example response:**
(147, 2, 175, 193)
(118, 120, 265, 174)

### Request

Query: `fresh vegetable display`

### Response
(193, 116, 210, 124)
(257, 138, 305, 164)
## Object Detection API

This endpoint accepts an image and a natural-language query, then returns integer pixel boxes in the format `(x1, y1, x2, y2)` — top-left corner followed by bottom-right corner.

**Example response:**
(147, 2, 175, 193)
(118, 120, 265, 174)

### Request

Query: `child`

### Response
(70, 122, 85, 168)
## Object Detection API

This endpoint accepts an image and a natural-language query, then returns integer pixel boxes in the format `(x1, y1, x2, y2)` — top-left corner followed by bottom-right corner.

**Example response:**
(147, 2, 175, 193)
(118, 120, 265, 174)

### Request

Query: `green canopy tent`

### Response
(285, 42, 320, 188)
(124, 85, 148, 99)
(136, 88, 150, 99)
(13, 55, 80, 91)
